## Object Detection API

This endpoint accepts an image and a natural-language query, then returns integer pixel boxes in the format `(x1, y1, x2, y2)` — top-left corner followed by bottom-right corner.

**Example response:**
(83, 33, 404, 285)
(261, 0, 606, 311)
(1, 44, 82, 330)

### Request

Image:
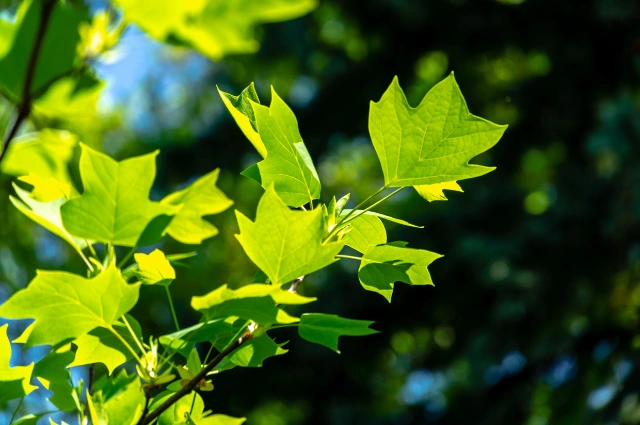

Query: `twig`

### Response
(289, 275, 305, 293)
(135, 390, 151, 425)
(0, 0, 57, 164)
(138, 330, 253, 424)
(88, 364, 95, 395)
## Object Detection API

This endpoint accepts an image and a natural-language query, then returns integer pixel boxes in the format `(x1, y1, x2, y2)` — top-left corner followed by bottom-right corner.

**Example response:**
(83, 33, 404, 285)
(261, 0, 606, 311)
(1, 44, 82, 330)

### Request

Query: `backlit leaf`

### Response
(414, 181, 463, 201)
(134, 249, 175, 286)
(217, 334, 288, 371)
(298, 313, 378, 353)
(343, 214, 386, 253)
(32, 344, 77, 412)
(0, 324, 37, 404)
(161, 169, 233, 245)
(369, 74, 507, 188)
(88, 377, 145, 425)
(358, 242, 442, 302)
(218, 83, 266, 157)
(235, 186, 343, 284)
(0, 264, 140, 347)
(60, 144, 179, 247)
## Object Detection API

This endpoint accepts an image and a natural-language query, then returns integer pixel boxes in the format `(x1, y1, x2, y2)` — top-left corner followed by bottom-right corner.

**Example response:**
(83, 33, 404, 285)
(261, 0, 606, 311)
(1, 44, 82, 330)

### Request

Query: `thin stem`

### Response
(86, 242, 99, 259)
(269, 324, 300, 330)
(165, 286, 180, 332)
(78, 249, 94, 272)
(288, 275, 305, 294)
(117, 245, 138, 269)
(325, 185, 388, 241)
(139, 331, 253, 424)
(9, 397, 23, 424)
(108, 324, 143, 365)
(88, 364, 95, 395)
(202, 344, 215, 365)
(336, 254, 363, 261)
(121, 316, 147, 356)
(0, 0, 56, 164)
(188, 392, 197, 415)
(309, 198, 314, 210)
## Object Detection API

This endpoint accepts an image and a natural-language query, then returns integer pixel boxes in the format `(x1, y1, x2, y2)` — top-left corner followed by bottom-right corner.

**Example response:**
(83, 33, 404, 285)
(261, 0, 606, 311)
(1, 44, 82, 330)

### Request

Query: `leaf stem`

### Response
(325, 185, 388, 241)
(111, 321, 144, 366)
(9, 397, 23, 424)
(336, 254, 363, 261)
(0, 0, 57, 164)
(269, 323, 300, 330)
(165, 286, 180, 332)
(344, 187, 406, 224)
(121, 315, 147, 356)
(117, 245, 138, 269)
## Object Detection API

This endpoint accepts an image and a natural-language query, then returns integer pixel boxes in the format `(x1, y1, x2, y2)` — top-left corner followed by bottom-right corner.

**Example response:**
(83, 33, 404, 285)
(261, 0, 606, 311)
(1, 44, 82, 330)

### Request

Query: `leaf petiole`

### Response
(336, 254, 362, 261)
(121, 315, 147, 356)
(107, 323, 144, 366)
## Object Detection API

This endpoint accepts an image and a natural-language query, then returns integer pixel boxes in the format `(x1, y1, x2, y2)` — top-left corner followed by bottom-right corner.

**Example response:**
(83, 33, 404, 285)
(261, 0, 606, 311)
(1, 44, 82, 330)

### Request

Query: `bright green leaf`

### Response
(60, 144, 179, 247)
(369, 74, 507, 188)
(236, 186, 343, 284)
(88, 377, 145, 425)
(32, 344, 77, 412)
(414, 181, 463, 201)
(221, 86, 321, 207)
(134, 249, 176, 286)
(192, 283, 314, 325)
(161, 169, 233, 245)
(32, 73, 104, 120)
(71, 316, 143, 374)
(358, 242, 442, 302)
(343, 214, 386, 253)
(152, 391, 245, 425)
(0, 263, 140, 347)
(217, 334, 288, 371)
(0, 324, 37, 404)
(160, 317, 242, 357)
(114, 0, 315, 60)
(218, 83, 266, 157)
(298, 313, 378, 353)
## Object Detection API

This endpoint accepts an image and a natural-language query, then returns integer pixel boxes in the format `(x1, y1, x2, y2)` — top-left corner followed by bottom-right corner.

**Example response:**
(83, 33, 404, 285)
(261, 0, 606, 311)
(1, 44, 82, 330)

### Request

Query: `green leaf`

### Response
(12, 414, 45, 425)
(152, 391, 245, 425)
(159, 317, 242, 357)
(343, 214, 386, 253)
(236, 186, 343, 284)
(10, 184, 89, 256)
(134, 249, 176, 286)
(192, 283, 314, 325)
(114, 0, 315, 60)
(1, 130, 78, 185)
(60, 144, 179, 247)
(88, 377, 145, 425)
(218, 83, 266, 157)
(0, 263, 140, 347)
(340, 209, 422, 228)
(71, 316, 143, 374)
(217, 334, 288, 371)
(369, 74, 507, 188)
(32, 73, 104, 120)
(221, 86, 321, 207)
(358, 242, 443, 302)
(161, 169, 234, 245)
(32, 344, 77, 412)
(414, 181, 463, 201)
(298, 314, 378, 353)
(0, 0, 87, 100)
(0, 324, 37, 404)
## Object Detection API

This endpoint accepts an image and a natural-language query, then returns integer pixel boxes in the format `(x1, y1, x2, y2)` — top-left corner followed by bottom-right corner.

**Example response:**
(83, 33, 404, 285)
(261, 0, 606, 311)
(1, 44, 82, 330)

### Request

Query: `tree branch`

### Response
(138, 330, 254, 424)
(289, 275, 305, 293)
(0, 0, 56, 164)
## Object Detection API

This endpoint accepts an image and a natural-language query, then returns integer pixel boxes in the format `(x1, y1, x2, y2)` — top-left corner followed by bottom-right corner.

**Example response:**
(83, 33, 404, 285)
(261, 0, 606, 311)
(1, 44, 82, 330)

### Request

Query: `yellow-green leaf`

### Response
(134, 249, 176, 286)
(414, 181, 463, 201)
(298, 313, 378, 353)
(0, 324, 37, 404)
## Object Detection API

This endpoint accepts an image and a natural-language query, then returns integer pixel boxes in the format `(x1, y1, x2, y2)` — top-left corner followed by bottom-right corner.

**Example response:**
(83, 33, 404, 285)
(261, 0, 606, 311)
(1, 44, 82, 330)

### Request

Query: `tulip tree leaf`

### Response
(114, 0, 315, 60)
(414, 181, 463, 201)
(10, 184, 88, 255)
(60, 144, 179, 247)
(0, 264, 140, 347)
(218, 83, 266, 157)
(221, 86, 321, 207)
(358, 242, 442, 302)
(159, 317, 242, 357)
(71, 316, 143, 374)
(134, 249, 175, 286)
(343, 214, 387, 253)
(191, 283, 314, 325)
(161, 168, 233, 245)
(236, 186, 343, 284)
(152, 391, 245, 425)
(216, 334, 288, 371)
(369, 73, 507, 188)
(88, 377, 145, 425)
(298, 314, 378, 353)
(32, 344, 77, 412)
(0, 324, 37, 404)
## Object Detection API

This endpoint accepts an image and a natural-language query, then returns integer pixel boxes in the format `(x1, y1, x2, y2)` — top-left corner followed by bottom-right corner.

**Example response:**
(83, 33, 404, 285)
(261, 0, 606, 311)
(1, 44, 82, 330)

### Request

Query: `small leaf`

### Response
(134, 249, 176, 286)
(343, 214, 387, 253)
(218, 83, 266, 157)
(217, 334, 288, 371)
(60, 144, 179, 247)
(12, 414, 46, 425)
(0, 263, 140, 347)
(298, 313, 378, 353)
(0, 324, 37, 404)
(159, 317, 242, 357)
(369, 74, 507, 188)
(192, 283, 314, 325)
(32, 344, 76, 411)
(161, 169, 233, 245)
(414, 181, 463, 201)
(88, 377, 145, 425)
(358, 242, 442, 302)
(236, 186, 343, 285)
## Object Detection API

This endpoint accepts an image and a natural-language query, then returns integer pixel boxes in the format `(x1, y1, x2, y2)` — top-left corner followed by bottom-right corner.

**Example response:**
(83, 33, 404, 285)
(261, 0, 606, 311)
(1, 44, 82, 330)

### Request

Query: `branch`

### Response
(289, 275, 305, 293)
(0, 0, 56, 164)
(138, 330, 253, 424)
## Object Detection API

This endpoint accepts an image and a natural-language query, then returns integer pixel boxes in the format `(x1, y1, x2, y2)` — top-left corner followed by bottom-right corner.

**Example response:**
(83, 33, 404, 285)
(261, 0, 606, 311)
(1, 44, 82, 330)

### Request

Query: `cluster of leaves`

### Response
(0, 0, 507, 423)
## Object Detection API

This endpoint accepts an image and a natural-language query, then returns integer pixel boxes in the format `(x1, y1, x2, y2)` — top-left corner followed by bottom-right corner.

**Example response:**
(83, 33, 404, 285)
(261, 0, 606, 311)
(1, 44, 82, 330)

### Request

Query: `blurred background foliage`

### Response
(0, 0, 639, 423)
